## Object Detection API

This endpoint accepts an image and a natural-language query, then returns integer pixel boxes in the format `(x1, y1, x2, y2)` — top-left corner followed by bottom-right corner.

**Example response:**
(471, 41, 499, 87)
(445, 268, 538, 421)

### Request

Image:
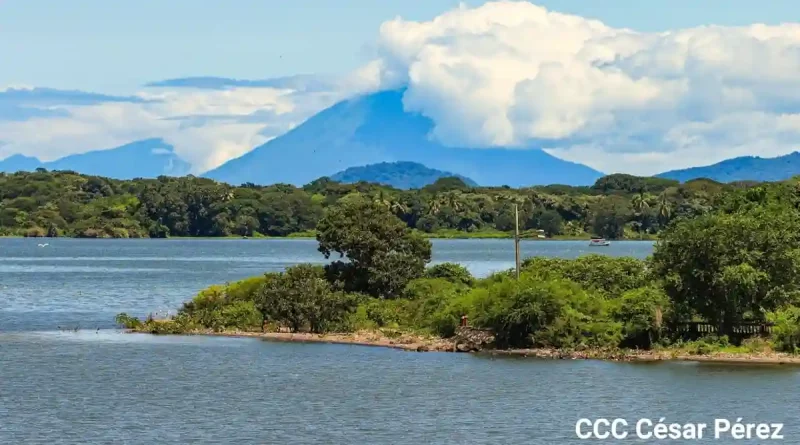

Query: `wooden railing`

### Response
(668, 321, 774, 337)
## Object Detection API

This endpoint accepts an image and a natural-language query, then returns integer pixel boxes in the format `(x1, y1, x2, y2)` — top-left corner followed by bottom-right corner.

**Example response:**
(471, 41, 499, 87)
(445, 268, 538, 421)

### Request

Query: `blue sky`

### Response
(2, 0, 799, 92)
(2, 1, 800, 175)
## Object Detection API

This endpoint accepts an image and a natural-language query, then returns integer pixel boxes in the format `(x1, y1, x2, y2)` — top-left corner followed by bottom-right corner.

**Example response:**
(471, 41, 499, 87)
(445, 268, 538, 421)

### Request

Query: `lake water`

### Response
(2, 238, 798, 444)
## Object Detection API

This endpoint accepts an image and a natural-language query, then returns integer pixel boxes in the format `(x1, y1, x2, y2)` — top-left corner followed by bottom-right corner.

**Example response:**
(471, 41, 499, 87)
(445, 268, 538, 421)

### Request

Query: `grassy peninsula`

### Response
(118, 177, 800, 361)
(0, 168, 743, 240)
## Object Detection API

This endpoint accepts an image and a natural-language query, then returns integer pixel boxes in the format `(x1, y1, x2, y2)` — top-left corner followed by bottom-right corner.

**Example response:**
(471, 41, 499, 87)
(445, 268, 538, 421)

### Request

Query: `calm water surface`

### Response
(2, 239, 798, 444)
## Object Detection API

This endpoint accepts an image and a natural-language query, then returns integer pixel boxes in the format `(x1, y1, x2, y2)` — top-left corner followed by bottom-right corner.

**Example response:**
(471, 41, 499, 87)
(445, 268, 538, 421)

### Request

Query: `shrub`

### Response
(364, 299, 406, 328)
(424, 263, 474, 285)
(467, 274, 621, 349)
(110, 227, 130, 238)
(613, 286, 671, 348)
(24, 227, 46, 237)
(257, 264, 361, 333)
(337, 304, 375, 332)
(679, 335, 731, 355)
(215, 301, 263, 331)
(115, 313, 142, 329)
(521, 255, 649, 298)
(768, 306, 800, 353)
(653, 207, 800, 333)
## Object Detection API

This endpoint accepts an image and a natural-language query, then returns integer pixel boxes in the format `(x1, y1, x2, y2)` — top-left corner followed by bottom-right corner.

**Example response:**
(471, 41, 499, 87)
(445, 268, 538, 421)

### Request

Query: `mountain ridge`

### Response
(0, 138, 191, 179)
(330, 161, 477, 189)
(203, 89, 604, 187)
(657, 152, 800, 183)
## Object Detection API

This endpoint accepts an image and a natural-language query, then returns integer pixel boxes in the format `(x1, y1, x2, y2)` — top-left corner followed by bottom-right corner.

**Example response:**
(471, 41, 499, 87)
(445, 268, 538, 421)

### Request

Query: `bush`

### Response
(110, 227, 130, 238)
(257, 264, 361, 333)
(338, 305, 376, 332)
(612, 286, 671, 348)
(521, 255, 649, 298)
(364, 299, 406, 328)
(466, 274, 621, 349)
(115, 313, 142, 329)
(424, 263, 474, 285)
(215, 301, 263, 331)
(652, 207, 800, 333)
(678, 335, 731, 355)
(768, 306, 800, 353)
(24, 227, 46, 237)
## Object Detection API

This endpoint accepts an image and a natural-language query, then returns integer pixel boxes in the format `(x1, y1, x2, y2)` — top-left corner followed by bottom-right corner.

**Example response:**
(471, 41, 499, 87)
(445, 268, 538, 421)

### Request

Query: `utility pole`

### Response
(514, 204, 521, 279)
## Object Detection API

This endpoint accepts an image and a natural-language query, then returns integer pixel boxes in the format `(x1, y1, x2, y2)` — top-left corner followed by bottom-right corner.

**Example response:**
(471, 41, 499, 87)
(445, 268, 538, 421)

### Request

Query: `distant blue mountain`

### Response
(0, 139, 191, 179)
(330, 161, 477, 189)
(0, 154, 42, 172)
(657, 152, 800, 183)
(203, 89, 604, 187)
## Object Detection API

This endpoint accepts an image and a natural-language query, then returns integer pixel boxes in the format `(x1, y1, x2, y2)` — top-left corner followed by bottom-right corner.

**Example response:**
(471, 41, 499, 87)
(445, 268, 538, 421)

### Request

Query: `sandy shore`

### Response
(483, 348, 800, 365)
(136, 328, 800, 364)
(180, 329, 454, 352)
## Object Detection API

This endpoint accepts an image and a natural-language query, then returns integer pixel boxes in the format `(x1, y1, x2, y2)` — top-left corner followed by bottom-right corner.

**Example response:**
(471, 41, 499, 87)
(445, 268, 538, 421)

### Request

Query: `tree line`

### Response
(120, 177, 800, 354)
(0, 168, 757, 239)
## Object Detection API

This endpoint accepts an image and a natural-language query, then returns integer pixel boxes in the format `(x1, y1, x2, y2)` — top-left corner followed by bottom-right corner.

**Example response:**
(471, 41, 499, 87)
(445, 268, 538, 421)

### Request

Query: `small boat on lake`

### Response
(589, 238, 611, 247)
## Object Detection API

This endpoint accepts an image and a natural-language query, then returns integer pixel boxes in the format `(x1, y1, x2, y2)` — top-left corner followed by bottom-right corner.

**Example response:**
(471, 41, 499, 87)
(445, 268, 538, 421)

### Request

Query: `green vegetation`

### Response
(0, 169, 749, 239)
(117, 176, 800, 358)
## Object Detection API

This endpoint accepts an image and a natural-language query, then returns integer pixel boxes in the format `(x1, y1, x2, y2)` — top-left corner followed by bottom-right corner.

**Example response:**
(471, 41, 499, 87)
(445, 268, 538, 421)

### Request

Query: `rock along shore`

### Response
(129, 328, 800, 365)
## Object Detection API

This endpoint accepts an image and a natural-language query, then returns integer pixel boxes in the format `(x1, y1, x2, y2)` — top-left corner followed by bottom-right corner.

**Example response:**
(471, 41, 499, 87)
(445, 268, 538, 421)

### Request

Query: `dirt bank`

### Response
(133, 328, 800, 364)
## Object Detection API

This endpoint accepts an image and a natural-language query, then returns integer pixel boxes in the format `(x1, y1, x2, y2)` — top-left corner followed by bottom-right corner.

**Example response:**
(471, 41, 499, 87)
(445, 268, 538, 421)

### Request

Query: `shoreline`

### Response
(131, 329, 800, 365)
(1, 235, 656, 241)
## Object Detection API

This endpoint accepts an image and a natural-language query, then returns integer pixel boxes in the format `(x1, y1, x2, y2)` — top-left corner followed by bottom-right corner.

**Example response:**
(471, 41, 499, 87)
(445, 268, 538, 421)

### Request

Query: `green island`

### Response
(115, 177, 800, 362)
(2, 168, 730, 240)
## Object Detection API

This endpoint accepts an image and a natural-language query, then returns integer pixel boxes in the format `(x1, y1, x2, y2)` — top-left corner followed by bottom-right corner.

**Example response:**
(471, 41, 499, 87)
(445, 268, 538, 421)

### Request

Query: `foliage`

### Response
(589, 196, 632, 239)
(257, 264, 361, 333)
(612, 286, 671, 348)
(674, 335, 732, 355)
(767, 306, 800, 353)
(329, 162, 477, 189)
(355, 278, 469, 335)
(465, 274, 622, 349)
(0, 169, 731, 239)
(652, 206, 800, 332)
(592, 174, 678, 194)
(533, 209, 564, 237)
(118, 175, 800, 355)
(521, 255, 649, 298)
(317, 197, 432, 297)
(114, 313, 142, 329)
(175, 274, 273, 331)
(424, 263, 474, 285)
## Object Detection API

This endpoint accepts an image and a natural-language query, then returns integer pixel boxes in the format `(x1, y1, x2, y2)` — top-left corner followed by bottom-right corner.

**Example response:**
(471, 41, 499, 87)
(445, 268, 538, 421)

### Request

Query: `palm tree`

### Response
(631, 192, 650, 238)
(373, 190, 391, 209)
(442, 191, 464, 212)
(426, 195, 443, 215)
(657, 192, 672, 225)
(389, 200, 408, 216)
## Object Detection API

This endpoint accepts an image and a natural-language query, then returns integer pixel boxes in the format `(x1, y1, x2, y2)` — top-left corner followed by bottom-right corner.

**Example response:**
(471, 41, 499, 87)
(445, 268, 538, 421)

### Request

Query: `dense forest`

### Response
(121, 176, 800, 355)
(0, 167, 759, 239)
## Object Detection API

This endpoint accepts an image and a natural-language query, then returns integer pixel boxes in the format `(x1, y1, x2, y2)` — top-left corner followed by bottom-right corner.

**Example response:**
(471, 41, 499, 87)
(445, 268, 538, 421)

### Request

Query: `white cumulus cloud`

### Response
(367, 1, 800, 174)
(0, 85, 342, 173)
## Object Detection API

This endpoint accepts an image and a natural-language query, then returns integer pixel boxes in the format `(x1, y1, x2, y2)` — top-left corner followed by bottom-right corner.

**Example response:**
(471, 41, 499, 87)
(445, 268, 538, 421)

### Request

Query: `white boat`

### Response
(589, 238, 611, 247)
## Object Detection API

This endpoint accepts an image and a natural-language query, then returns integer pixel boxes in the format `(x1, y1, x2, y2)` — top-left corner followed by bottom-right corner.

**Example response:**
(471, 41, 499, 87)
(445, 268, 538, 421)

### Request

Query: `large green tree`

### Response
(316, 197, 432, 298)
(589, 196, 632, 239)
(651, 206, 800, 333)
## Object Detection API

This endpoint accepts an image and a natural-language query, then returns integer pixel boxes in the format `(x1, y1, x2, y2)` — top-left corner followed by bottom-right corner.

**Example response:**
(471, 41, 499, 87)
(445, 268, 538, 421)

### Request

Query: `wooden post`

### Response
(514, 204, 521, 280)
